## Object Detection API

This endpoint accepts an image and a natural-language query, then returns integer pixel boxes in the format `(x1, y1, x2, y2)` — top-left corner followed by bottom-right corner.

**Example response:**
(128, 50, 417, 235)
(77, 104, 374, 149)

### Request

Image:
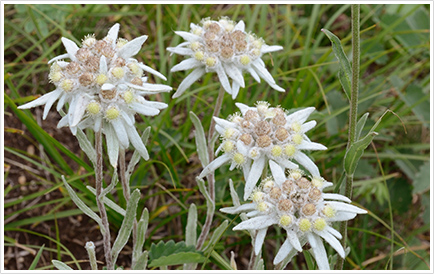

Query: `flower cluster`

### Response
(221, 161, 367, 270)
(18, 24, 172, 167)
(199, 102, 326, 200)
(168, 17, 284, 99)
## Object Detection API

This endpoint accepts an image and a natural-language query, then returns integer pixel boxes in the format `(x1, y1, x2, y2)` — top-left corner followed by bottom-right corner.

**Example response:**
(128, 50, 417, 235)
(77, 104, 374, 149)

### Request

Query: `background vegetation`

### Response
(4, 3, 430, 270)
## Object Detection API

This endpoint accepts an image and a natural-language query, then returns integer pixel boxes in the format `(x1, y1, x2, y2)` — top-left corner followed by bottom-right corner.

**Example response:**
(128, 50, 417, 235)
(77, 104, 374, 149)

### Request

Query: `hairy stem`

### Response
(119, 150, 139, 268)
(95, 131, 113, 270)
(196, 86, 225, 250)
(336, 4, 360, 270)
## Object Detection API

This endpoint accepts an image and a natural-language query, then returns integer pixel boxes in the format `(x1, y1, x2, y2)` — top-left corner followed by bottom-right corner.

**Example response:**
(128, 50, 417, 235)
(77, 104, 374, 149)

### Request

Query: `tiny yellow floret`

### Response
(323, 205, 336, 218)
(233, 153, 245, 165)
(252, 190, 264, 203)
(61, 79, 74, 92)
(257, 202, 268, 212)
(86, 102, 101, 115)
(291, 122, 301, 132)
(271, 145, 283, 157)
(222, 140, 235, 152)
(249, 148, 259, 159)
(240, 55, 250, 66)
(111, 67, 125, 79)
(128, 63, 141, 76)
(224, 128, 236, 139)
(312, 177, 323, 188)
(205, 57, 216, 67)
(82, 34, 96, 47)
(123, 90, 134, 104)
(290, 170, 302, 180)
(279, 215, 292, 227)
(193, 28, 203, 36)
(49, 72, 63, 83)
(96, 74, 108, 85)
(299, 218, 311, 232)
(105, 107, 119, 120)
(194, 51, 204, 61)
(190, 41, 201, 52)
(284, 144, 296, 157)
(293, 134, 303, 145)
(116, 38, 128, 48)
(314, 218, 327, 231)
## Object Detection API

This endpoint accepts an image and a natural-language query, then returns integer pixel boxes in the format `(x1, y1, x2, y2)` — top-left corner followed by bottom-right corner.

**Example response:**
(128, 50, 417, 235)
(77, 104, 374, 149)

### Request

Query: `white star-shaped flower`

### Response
(221, 162, 367, 270)
(167, 17, 284, 99)
(18, 24, 172, 167)
(199, 101, 326, 200)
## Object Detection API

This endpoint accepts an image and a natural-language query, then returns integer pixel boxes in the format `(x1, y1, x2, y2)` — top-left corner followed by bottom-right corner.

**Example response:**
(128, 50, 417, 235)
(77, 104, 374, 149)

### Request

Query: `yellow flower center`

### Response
(240, 55, 250, 66)
(291, 122, 301, 132)
(194, 51, 204, 61)
(111, 67, 124, 79)
(284, 144, 296, 157)
(323, 205, 336, 218)
(222, 140, 235, 152)
(60, 79, 74, 92)
(271, 145, 283, 157)
(123, 90, 134, 104)
(314, 218, 327, 231)
(96, 74, 108, 85)
(205, 57, 217, 67)
(86, 102, 100, 115)
(279, 215, 292, 227)
(49, 72, 62, 83)
(224, 128, 236, 139)
(249, 148, 259, 158)
(190, 41, 201, 51)
(105, 107, 119, 120)
(233, 153, 245, 165)
(252, 191, 264, 203)
(293, 134, 303, 145)
(312, 177, 323, 188)
(290, 170, 302, 180)
(127, 63, 141, 76)
(257, 202, 268, 212)
(299, 218, 311, 232)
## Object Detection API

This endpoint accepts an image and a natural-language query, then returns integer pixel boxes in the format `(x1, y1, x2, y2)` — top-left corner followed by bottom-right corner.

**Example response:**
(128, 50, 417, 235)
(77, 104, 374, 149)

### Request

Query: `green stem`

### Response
(119, 150, 138, 268)
(95, 131, 113, 270)
(196, 86, 225, 250)
(336, 4, 360, 270)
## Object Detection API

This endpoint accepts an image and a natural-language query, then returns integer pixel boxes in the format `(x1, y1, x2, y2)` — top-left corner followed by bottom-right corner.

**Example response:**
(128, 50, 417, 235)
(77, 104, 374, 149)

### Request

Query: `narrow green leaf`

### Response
(52, 260, 73, 270)
(133, 251, 148, 270)
(133, 208, 149, 268)
(185, 203, 197, 247)
(76, 128, 96, 167)
(29, 244, 45, 270)
(355, 112, 370, 141)
(196, 177, 214, 218)
(111, 189, 141, 264)
(202, 220, 229, 255)
(322, 28, 352, 100)
(126, 127, 151, 182)
(86, 186, 126, 216)
(61, 176, 103, 231)
(189, 111, 209, 167)
(344, 131, 378, 176)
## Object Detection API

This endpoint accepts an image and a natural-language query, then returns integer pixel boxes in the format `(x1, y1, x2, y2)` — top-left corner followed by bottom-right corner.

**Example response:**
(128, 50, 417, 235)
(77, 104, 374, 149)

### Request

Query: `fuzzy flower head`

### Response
(18, 24, 172, 167)
(167, 17, 284, 99)
(221, 162, 367, 270)
(199, 102, 327, 200)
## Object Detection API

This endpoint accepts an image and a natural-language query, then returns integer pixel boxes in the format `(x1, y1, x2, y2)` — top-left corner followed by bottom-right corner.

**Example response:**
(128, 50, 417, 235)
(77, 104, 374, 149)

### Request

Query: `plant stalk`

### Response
(336, 4, 360, 270)
(196, 86, 225, 250)
(95, 131, 113, 270)
(119, 150, 139, 268)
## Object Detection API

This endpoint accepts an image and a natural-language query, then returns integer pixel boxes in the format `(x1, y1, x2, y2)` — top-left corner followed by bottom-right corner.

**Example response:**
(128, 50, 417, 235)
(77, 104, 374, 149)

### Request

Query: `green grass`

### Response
(3, 3, 430, 270)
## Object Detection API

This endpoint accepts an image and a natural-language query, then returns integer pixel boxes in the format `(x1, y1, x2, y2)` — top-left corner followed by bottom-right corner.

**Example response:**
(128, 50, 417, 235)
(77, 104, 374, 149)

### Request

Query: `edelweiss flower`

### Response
(199, 101, 326, 200)
(221, 161, 367, 270)
(18, 24, 172, 167)
(167, 17, 284, 99)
